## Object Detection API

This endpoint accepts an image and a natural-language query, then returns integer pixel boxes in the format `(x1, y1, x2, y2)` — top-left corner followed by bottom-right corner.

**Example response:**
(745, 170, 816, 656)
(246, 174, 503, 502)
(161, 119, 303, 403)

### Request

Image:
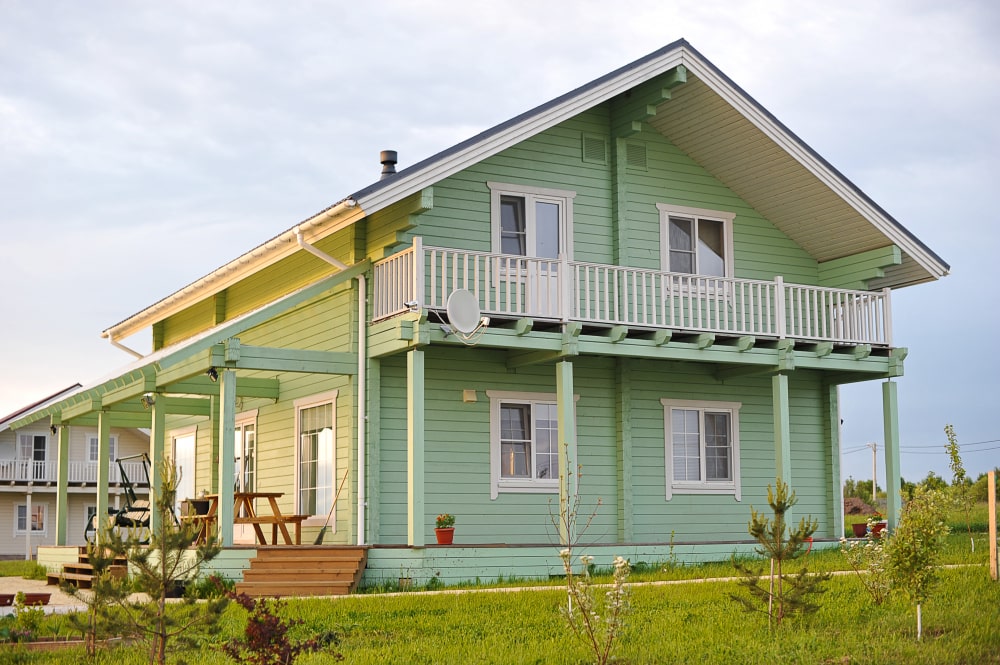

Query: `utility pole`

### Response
(866, 442, 878, 504)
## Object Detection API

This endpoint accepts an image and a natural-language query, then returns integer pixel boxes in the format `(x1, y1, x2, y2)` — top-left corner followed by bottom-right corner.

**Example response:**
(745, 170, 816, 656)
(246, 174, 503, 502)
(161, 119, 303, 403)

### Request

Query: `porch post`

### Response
(367, 357, 381, 545)
(772, 373, 792, 488)
(615, 359, 633, 543)
(407, 348, 425, 547)
(556, 360, 576, 546)
(149, 396, 165, 534)
(826, 384, 843, 539)
(96, 411, 112, 542)
(24, 491, 32, 561)
(55, 424, 70, 545)
(882, 380, 902, 530)
(217, 369, 237, 548)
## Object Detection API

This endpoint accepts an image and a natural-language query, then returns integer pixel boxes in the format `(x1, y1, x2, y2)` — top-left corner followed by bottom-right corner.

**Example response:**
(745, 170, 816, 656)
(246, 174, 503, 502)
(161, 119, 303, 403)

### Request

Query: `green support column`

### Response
(826, 384, 843, 539)
(55, 424, 70, 545)
(96, 411, 111, 542)
(772, 373, 792, 487)
(883, 380, 902, 531)
(149, 396, 166, 534)
(556, 360, 576, 546)
(615, 359, 633, 543)
(407, 349, 425, 547)
(218, 369, 237, 547)
(368, 357, 381, 544)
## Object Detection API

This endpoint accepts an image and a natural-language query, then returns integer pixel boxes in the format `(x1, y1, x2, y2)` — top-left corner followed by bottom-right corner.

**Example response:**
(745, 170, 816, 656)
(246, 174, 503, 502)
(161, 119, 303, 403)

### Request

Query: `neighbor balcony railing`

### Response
(373, 238, 892, 346)
(0, 460, 149, 485)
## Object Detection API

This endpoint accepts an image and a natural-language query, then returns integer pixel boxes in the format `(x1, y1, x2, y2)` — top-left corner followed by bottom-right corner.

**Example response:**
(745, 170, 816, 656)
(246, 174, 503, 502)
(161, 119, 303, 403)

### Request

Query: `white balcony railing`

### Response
(373, 239, 892, 347)
(0, 460, 149, 485)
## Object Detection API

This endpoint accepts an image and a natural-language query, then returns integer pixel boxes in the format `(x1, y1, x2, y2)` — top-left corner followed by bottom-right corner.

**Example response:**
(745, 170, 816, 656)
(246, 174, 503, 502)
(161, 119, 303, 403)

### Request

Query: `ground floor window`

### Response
(294, 391, 338, 517)
(661, 398, 742, 500)
(487, 390, 576, 499)
(15, 503, 46, 534)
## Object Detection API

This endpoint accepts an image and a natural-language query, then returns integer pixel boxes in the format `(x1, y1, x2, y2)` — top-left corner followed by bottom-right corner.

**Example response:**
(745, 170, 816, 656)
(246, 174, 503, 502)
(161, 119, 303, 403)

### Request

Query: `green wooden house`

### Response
(13, 40, 947, 589)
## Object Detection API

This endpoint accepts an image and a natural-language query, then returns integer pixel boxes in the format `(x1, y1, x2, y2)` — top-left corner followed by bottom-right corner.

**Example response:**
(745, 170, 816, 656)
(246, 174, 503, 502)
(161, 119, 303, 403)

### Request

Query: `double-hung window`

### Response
(661, 398, 742, 500)
(294, 391, 337, 519)
(487, 390, 573, 499)
(657, 204, 735, 277)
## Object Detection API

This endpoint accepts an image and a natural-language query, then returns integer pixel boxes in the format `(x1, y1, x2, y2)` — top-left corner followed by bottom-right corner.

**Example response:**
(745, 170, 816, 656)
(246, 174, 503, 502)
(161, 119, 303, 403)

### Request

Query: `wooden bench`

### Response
(234, 514, 308, 545)
(20, 593, 51, 606)
(0, 593, 13, 607)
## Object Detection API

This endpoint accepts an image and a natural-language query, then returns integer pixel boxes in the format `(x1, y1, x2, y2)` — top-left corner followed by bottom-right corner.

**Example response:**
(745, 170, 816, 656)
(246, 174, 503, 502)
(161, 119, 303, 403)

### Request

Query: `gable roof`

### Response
(103, 39, 948, 342)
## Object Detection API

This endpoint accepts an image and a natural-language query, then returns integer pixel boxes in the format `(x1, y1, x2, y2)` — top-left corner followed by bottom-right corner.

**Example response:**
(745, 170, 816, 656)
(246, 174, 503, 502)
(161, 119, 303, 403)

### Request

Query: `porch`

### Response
(373, 239, 892, 347)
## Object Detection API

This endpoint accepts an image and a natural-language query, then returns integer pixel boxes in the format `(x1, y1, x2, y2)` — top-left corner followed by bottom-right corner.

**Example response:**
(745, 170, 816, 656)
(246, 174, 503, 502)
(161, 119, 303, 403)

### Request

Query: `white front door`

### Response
(172, 433, 196, 515)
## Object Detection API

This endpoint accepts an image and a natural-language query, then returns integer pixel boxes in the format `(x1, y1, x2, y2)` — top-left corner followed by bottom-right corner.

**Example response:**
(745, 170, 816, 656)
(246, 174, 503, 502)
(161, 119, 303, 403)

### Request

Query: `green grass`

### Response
(3, 536, 998, 664)
(0, 560, 47, 580)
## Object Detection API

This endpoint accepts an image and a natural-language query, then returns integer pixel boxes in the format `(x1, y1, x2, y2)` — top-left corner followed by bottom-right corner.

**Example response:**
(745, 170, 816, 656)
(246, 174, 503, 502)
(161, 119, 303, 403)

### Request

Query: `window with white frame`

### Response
(235, 411, 258, 494)
(657, 204, 735, 277)
(294, 391, 337, 518)
(15, 503, 46, 534)
(661, 398, 742, 500)
(87, 435, 118, 463)
(85, 505, 97, 530)
(487, 390, 576, 499)
(17, 433, 47, 481)
(488, 182, 575, 259)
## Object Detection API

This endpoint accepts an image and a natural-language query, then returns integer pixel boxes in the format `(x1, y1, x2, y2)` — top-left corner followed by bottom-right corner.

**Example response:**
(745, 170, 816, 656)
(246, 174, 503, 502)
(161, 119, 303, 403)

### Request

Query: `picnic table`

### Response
(182, 492, 307, 545)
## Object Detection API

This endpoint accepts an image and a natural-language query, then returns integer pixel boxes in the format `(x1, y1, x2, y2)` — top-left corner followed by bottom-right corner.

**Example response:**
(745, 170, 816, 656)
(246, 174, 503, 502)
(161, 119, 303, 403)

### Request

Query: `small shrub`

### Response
(840, 520, 891, 605)
(223, 590, 339, 664)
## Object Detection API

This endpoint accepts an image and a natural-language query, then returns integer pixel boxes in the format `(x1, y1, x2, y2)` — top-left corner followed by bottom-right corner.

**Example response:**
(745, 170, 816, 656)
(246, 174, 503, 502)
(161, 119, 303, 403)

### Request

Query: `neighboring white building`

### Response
(0, 386, 149, 559)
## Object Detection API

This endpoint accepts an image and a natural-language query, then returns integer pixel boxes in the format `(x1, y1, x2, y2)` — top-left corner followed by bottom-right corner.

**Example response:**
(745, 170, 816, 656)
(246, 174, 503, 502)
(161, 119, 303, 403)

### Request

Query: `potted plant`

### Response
(870, 511, 887, 536)
(435, 513, 455, 544)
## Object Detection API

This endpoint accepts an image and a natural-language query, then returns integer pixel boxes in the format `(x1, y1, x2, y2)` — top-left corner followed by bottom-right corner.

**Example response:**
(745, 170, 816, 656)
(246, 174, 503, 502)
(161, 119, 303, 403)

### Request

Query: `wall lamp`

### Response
(403, 300, 420, 312)
(140, 393, 157, 410)
(50, 425, 58, 435)
(207, 367, 219, 383)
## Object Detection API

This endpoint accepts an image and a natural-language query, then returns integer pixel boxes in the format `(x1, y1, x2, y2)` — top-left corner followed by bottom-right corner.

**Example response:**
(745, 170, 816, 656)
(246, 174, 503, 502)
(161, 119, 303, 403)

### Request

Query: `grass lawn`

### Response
(2, 534, 998, 664)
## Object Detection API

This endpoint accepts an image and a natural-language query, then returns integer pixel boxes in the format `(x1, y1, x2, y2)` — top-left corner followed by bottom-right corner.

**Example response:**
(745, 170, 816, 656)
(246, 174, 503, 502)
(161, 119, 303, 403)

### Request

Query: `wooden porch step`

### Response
(234, 546, 367, 597)
(53, 547, 128, 589)
(234, 580, 354, 596)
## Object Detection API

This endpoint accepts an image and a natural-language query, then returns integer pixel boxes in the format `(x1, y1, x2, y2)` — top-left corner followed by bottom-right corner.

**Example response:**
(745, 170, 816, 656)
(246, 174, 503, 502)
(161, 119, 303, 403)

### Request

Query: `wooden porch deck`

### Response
(234, 546, 368, 597)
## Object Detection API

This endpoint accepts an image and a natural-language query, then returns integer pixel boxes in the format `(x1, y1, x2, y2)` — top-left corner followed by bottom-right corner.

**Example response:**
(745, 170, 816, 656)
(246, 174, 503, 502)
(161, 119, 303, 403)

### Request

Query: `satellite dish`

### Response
(446, 289, 482, 335)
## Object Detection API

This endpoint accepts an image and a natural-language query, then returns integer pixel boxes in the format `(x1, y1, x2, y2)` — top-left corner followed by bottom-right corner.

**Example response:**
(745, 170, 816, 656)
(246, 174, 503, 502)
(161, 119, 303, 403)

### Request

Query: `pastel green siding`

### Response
(368, 105, 818, 285)
(374, 348, 837, 546)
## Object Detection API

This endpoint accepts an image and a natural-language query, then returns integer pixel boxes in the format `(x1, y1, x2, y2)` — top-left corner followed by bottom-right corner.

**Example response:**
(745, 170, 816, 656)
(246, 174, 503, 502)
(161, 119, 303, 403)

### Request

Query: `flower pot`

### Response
(871, 521, 887, 537)
(434, 527, 455, 544)
(851, 522, 868, 537)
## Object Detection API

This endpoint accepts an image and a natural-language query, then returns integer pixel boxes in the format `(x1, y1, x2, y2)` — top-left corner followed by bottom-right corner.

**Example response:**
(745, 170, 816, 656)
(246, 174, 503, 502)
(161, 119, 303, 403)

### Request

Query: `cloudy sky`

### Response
(1, 1, 998, 486)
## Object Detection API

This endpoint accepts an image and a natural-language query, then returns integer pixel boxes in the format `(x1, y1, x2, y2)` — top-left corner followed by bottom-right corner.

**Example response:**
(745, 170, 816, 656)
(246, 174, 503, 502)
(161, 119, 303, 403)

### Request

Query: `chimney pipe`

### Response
(379, 150, 397, 180)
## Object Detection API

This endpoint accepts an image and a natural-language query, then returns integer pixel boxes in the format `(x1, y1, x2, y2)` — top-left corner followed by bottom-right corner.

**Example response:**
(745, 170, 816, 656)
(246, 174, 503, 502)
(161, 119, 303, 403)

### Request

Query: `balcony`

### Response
(0, 460, 149, 487)
(373, 239, 893, 347)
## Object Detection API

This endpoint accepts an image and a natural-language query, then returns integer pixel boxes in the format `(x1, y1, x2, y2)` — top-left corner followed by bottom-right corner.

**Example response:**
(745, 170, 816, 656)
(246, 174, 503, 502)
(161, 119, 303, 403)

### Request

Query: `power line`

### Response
(898, 438, 1000, 450)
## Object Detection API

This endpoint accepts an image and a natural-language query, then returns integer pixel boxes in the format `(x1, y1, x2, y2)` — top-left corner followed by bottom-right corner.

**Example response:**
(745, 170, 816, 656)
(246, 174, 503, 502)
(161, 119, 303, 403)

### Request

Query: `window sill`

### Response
(668, 483, 740, 500)
(493, 480, 559, 498)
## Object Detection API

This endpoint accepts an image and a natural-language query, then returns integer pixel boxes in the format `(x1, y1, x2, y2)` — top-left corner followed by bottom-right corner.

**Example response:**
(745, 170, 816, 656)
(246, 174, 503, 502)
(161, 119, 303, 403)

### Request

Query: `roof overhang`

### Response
(103, 39, 948, 344)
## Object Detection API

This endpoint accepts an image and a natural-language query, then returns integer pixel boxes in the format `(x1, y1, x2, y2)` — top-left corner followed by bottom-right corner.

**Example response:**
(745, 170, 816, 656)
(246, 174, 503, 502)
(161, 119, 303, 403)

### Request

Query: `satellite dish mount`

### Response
(444, 289, 489, 344)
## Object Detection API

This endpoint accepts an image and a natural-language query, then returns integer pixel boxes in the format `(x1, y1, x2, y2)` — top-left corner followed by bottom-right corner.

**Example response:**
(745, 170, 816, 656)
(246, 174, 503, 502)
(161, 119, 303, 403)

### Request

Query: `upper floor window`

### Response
(488, 182, 575, 259)
(661, 398, 742, 500)
(657, 204, 735, 277)
(87, 435, 118, 463)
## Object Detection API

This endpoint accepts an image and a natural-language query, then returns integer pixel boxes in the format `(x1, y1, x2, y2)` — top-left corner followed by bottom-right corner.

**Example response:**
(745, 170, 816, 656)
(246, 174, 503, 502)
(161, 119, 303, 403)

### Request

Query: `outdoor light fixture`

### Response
(140, 393, 157, 410)
(207, 367, 219, 383)
(404, 300, 420, 312)
(50, 425, 57, 435)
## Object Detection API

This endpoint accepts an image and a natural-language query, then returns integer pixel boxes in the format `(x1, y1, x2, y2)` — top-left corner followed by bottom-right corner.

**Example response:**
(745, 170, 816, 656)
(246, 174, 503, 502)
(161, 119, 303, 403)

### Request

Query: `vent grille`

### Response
(625, 142, 647, 170)
(582, 134, 607, 165)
